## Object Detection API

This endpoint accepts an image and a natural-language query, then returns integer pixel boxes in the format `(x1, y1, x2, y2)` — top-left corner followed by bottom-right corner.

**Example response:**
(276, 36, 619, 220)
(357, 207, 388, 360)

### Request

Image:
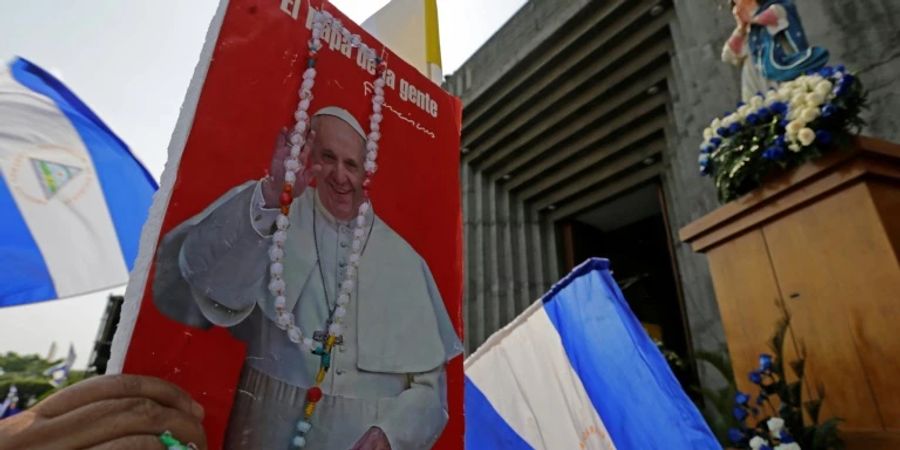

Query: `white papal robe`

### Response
(152, 180, 463, 450)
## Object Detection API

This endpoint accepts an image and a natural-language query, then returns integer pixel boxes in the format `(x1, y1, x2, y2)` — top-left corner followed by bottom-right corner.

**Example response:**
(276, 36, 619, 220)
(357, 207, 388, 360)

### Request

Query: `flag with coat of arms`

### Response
(0, 57, 157, 307)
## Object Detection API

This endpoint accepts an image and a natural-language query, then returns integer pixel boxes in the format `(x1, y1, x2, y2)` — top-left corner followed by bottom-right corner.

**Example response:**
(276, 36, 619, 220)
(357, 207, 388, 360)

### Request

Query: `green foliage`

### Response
(0, 352, 58, 376)
(730, 300, 844, 449)
(0, 378, 54, 406)
(0, 351, 90, 408)
(692, 349, 742, 447)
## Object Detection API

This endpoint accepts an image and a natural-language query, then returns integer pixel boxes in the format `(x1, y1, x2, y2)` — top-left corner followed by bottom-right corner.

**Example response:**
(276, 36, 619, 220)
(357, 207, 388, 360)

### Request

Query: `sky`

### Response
(0, 0, 525, 368)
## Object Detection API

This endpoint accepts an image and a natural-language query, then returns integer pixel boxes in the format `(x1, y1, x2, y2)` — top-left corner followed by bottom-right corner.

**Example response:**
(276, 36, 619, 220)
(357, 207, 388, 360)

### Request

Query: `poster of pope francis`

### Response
(108, 1, 465, 449)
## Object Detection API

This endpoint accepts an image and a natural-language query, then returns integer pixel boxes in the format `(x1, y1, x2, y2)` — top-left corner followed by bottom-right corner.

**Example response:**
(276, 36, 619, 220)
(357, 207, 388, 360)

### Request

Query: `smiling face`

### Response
(311, 115, 366, 221)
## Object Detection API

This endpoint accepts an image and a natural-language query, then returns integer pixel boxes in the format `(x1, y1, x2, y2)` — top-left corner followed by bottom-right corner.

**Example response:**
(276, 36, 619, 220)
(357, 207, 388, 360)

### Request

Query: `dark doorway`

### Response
(558, 183, 695, 391)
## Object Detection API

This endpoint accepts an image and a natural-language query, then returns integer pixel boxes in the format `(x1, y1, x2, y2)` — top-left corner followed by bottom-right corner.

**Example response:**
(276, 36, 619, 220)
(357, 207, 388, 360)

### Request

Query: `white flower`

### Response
(814, 80, 833, 96)
(738, 104, 753, 118)
(789, 142, 801, 152)
(790, 93, 806, 107)
(798, 127, 816, 146)
(800, 107, 820, 123)
(723, 113, 740, 126)
(786, 121, 804, 135)
(750, 95, 764, 109)
(750, 436, 769, 450)
(765, 93, 782, 106)
(703, 127, 714, 140)
(806, 92, 825, 107)
(711, 117, 722, 129)
(767, 417, 785, 437)
(774, 443, 801, 450)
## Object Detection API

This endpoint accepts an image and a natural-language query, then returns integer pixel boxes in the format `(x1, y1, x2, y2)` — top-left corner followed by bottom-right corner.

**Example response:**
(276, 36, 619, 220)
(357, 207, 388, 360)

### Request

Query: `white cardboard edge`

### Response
(107, 0, 230, 374)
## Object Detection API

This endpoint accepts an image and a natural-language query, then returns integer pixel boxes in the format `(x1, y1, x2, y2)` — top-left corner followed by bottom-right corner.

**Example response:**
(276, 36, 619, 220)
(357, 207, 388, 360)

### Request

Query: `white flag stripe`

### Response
(0, 68, 128, 297)
(466, 301, 616, 450)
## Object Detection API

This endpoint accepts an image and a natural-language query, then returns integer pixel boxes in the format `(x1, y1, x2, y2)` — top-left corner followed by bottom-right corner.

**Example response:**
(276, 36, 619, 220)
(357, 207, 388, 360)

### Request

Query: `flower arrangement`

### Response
(727, 303, 843, 450)
(699, 66, 866, 202)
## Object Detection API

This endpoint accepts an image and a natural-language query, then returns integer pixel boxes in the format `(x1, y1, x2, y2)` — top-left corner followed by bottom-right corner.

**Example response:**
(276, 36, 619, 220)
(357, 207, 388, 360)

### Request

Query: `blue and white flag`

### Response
(465, 258, 718, 450)
(0, 57, 156, 307)
(0, 386, 17, 418)
(44, 343, 77, 387)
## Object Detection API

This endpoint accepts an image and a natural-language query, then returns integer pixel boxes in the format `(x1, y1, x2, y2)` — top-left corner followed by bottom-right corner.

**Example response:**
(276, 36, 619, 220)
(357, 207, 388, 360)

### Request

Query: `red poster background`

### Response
(121, 1, 463, 448)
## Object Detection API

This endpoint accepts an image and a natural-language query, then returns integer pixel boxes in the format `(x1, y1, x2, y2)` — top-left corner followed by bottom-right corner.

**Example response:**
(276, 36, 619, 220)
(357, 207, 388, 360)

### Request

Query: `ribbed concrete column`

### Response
(460, 163, 472, 352)
(526, 207, 545, 301)
(496, 186, 516, 327)
(511, 195, 531, 312)
(469, 169, 485, 352)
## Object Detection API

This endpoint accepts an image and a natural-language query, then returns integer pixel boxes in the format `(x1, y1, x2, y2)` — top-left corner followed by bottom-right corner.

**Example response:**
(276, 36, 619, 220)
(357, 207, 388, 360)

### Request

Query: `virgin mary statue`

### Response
(722, 0, 829, 101)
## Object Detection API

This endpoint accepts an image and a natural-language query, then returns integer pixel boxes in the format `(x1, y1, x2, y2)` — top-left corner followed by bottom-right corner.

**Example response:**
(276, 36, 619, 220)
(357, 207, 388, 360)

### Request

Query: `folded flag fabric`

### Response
(465, 258, 718, 449)
(0, 57, 156, 307)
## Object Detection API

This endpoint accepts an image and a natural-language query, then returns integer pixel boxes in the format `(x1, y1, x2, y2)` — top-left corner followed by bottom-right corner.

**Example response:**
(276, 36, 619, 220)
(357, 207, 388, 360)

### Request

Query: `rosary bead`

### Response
(268, 245, 284, 262)
(292, 436, 306, 447)
(280, 192, 292, 206)
(287, 325, 302, 343)
(328, 323, 343, 336)
(297, 421, 312, 433)
(270, 262, 284, 276)
(276, 311, 292, 329)
(306, 386, 323, 403)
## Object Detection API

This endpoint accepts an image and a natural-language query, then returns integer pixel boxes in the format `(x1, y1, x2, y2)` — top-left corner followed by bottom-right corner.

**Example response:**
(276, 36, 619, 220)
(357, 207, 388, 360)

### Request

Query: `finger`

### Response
(35, 375, 203, 420)
(36, 397, 206, 450)
(276, 127, 288, 148)
(350, 429, 376, 450)
(88, 434, 206, 450)
(300, 130, 316, 164)
(86, 435, 165, 450)
(270, 129, 291, 180)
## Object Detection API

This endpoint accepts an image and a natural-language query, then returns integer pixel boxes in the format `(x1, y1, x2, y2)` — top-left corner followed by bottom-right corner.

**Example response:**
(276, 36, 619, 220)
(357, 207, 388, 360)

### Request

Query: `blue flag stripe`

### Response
(10, 58, 157, 270)
(0, 173, 57, 306)
(541, 258, 718, 449)
(464, 377, 534, 450)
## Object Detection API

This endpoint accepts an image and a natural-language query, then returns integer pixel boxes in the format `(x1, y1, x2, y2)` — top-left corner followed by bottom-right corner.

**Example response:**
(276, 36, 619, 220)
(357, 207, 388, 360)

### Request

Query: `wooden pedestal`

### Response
(680, 137, 900, 448)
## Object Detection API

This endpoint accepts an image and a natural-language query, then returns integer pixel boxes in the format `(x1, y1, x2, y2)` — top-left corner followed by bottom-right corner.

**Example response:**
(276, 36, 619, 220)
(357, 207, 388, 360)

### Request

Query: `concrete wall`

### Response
(662, 0, 900, 389)
(449, 0, 900, 396)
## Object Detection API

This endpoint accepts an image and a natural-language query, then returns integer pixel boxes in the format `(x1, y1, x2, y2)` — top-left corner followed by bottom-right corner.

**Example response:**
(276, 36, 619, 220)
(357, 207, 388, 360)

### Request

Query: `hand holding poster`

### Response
(109, 1, 464, 448)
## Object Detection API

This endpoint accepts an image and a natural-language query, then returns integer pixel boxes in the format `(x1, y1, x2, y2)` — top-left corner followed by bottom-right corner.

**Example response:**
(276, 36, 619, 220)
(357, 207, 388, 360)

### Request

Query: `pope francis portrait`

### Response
(152, 106, 462, 450)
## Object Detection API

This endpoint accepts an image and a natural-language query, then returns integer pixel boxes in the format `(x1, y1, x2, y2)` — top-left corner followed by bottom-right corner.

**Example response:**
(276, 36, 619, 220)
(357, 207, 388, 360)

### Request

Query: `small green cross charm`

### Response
(312, 345, 331, 371)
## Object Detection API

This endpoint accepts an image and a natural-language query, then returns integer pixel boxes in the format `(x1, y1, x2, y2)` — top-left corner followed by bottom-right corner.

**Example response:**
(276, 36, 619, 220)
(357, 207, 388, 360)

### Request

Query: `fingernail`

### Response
(191, 400, 205, 419)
